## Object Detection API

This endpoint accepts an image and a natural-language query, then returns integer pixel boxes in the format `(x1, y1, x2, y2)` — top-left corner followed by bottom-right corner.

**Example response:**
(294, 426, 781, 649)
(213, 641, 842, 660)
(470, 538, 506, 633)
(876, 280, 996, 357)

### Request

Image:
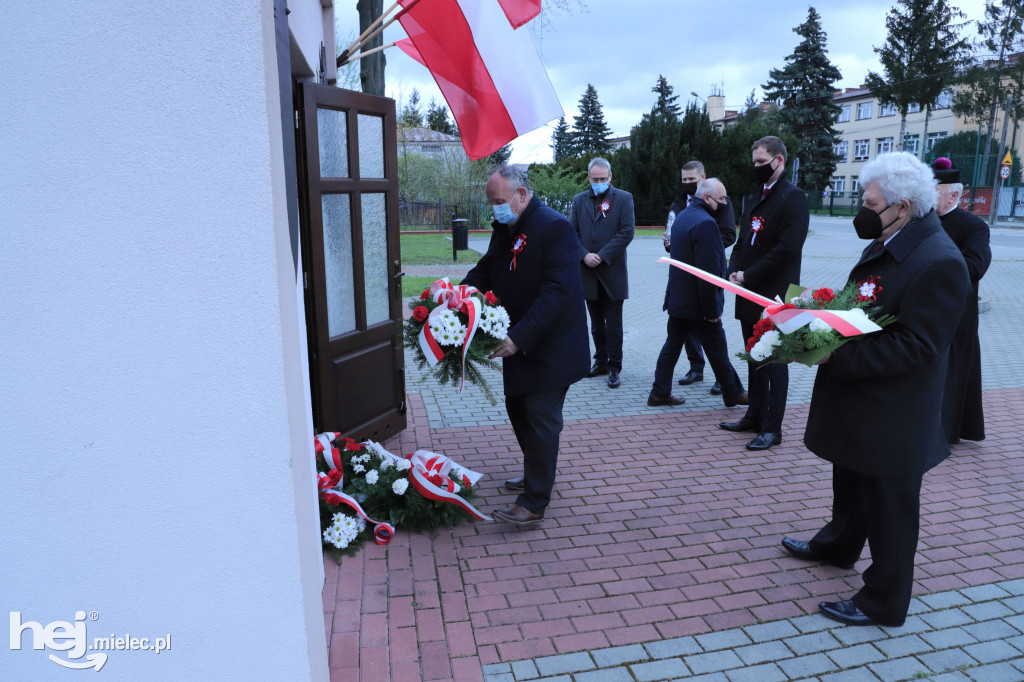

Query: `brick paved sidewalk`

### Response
(323, 387, 1024, 682)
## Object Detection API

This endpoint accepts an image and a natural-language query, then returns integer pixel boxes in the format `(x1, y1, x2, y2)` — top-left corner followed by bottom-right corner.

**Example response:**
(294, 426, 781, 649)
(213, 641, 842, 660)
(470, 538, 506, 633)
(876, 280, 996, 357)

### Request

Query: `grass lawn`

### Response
(400, 233, 482, 265)
(402, 275, 437, 298)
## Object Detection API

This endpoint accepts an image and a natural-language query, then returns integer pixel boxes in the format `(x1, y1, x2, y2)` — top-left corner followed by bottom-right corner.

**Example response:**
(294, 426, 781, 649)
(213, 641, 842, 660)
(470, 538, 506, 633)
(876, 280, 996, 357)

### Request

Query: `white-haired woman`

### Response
(782, 152, 971, 627)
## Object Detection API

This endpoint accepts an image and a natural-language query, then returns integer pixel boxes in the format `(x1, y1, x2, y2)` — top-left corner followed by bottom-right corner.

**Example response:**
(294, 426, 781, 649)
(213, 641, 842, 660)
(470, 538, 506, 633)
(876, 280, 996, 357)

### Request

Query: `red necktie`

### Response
(873, 240, 884, 254)
(760, 187, 769, 200)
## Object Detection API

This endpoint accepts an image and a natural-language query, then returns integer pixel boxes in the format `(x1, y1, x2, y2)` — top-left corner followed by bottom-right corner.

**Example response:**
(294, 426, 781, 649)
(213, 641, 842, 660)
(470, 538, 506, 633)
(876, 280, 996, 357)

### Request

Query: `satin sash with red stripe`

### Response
(417, 278, 483, 392)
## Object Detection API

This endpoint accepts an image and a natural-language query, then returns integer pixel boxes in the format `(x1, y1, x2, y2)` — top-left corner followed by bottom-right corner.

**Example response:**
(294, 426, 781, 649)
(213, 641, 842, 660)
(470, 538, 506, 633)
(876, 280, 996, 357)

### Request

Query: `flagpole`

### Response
(342, 0, 401, 58)
(339, 0, 424, 66)
(340, 41, 397, 64)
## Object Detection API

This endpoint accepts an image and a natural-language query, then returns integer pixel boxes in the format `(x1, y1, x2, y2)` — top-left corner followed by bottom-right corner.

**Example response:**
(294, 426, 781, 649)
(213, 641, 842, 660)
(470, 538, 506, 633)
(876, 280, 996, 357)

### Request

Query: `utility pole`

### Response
(990, 95, 1014, 227)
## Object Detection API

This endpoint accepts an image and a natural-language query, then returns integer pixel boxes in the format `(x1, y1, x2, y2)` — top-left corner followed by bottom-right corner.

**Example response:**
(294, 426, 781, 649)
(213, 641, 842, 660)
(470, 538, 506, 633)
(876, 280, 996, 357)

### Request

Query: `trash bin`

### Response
(452, 218, 469, 251)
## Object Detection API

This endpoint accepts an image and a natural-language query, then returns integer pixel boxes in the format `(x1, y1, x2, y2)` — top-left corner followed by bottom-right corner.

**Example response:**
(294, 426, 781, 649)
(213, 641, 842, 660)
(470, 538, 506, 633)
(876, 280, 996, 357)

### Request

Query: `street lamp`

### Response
(690, 91, 706, 105)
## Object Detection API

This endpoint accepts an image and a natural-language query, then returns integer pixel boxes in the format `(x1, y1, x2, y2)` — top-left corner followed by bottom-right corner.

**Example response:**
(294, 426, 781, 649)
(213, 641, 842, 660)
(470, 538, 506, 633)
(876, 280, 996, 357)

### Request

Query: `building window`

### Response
(420, 143, 442, 153)
(851, 177, 861, 195)
(934, 91, 953, 109)
(879, 103, 897, 117)
(837, 105, 851, 123)
(908, 102, 921, 113)
(926, 131, 948, 151)
(854, 139, 870, 161)
(903, 134, 920, 154)
(834, 140, 848, 162)
(877, 137, 894, 155)
(857, 102, 873, 120)
(831, 176, 846, 196)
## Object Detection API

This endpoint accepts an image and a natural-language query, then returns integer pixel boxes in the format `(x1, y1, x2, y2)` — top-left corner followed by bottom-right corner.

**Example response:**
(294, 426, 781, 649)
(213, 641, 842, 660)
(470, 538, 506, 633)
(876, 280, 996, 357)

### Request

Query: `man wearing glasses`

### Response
(648, 178, 748, 409)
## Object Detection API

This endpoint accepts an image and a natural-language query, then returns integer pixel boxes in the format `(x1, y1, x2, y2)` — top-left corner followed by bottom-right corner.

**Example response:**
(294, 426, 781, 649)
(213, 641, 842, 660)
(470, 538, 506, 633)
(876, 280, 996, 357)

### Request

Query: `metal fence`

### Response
(399, 200, 489, 231)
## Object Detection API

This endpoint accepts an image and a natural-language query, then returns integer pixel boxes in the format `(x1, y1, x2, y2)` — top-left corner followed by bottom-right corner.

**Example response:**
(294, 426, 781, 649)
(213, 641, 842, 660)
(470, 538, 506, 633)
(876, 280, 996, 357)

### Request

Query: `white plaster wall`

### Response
(289, 0, 337, 80)
(1, 2, 327, 679)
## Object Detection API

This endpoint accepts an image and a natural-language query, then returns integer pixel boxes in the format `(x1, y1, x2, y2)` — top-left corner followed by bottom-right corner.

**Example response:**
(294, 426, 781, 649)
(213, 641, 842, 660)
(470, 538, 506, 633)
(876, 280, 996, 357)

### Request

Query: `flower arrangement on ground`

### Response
(403, 277, 510, 404)
(313, 432, 489, 560)
(739, 281, 896, 367)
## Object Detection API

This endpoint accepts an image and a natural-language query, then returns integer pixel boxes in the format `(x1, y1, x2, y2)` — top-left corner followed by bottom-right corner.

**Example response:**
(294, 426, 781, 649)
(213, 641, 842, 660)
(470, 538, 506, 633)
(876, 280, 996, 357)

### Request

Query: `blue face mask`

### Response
(492, 202, 517, 225)
(591, 182, 610, 195)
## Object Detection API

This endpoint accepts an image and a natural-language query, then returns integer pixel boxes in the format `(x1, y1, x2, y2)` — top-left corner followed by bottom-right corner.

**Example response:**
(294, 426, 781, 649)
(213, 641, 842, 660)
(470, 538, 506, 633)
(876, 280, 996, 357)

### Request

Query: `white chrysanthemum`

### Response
(365, 470, 379, 485)
(379, 458, 393, 471)
(352, 463, 365, 474)
(437, 329, 459, 347)
(481, 306, 510, 339)
(396, 459, 412, 471)
(392, 478, 409, 495)
(323, 513, 366, 549)
(809, 318, 832, 332)
(760, 330, 782, 346)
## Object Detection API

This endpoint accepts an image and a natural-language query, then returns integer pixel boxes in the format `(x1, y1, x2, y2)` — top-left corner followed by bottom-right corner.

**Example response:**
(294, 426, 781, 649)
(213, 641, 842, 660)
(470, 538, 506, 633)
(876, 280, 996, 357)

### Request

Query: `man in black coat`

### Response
(932, 158, 992, 443)
(783, 152, 971, 627)
(664, 160, 738, 396)
(648, 178, 747, 409)
(569, 157, 635, 389)
(462, 165, 590, 525)
(724, 136, 809, 450)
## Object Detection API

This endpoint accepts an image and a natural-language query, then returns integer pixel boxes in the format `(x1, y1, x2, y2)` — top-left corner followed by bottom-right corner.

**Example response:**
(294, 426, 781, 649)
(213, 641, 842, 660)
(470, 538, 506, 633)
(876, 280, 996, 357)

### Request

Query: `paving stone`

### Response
(723, 662, 787, 682)
(927, 673, 972, 682)
(733, 641, 794, 666)
(590, 644, 649, 668)
(630, 657, 689, 682)
(510, 659, 538, 680)
(963, 620, 1022, 642)
(483, 663, 513, 681)
(574, 667, 635, 682)
(644, 636, 701, 660)
(826, 643, 886, 668)
(966, 662, 1024, 681)
(962, 601, 1015, 621)
(790, 614, 834, 634)
(960, 584, 1011, 602)
(921, 609, 975, 629)
(875, 634, 932, 658)
(777, 652, 838, 678)
(685, 650, 745, 675)
(787, 630, 843, 656)
(999, 578, 1024, 596)
(867, 657, 932, 682)
(831, 625, 891, 646)
(1004, 614, 1024, 632)
(742, 620, 801, 643)
(686, 674, 729, 682)
(534, 652, 596, 677)
(919, 591, 974, 610)
(695, 629, 752, 652)
(918, 647, 978, 673)
(483, 673, 515, 682)
(920, 627, 978, 649)
(1005, 634, 1024, 653)
(964, 640, 1021, 664)
(894, 615, 932, 635)
(818, 668, 884, 682)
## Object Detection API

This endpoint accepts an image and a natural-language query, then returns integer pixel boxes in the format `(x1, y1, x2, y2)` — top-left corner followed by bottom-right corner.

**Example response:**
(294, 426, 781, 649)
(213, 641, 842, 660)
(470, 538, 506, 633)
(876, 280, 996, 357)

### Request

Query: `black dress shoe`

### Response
(781, 537, 855, 569)
(588, 362, 609, 377)
(819, 600, 876, 626)
(493, 504, 544, 524)
(723, 390, 749, 407)
(710, 381, 722, 395)
(607, 369, 621, 388)
(719, 417, 760, 432)
(678, 369, 703, 385)
(504, 476, 525, 491)
(648, 393, 685, 407)
(746, 432, 782, 450)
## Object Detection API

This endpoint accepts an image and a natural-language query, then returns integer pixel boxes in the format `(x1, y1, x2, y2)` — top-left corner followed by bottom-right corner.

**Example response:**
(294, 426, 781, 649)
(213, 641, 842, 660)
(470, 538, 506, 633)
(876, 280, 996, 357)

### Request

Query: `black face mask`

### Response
(680, 181, 699, 197)
(753, 160, 777, 185)
(852, 204, 900, 240)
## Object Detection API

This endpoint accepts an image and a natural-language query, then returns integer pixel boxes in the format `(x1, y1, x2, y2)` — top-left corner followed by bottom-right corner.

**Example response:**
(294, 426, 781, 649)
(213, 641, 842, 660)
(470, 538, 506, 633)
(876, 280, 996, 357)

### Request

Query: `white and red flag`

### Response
(396, 0, 562, 160)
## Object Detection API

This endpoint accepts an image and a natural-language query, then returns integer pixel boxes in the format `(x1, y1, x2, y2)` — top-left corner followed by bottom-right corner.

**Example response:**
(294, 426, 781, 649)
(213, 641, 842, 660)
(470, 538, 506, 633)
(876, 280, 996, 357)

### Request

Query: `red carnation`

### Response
(324, 493, 342, 507)
(485, 291, 498, 305)
(339, 436, 355, 445)
(745, 336, 757, 352)
(420, 289, 430, 300)
(413, 306, 429, 321)
(344, 441, 362, 451)
(812, 287, 835, 305)
(327, 469, 344, 487)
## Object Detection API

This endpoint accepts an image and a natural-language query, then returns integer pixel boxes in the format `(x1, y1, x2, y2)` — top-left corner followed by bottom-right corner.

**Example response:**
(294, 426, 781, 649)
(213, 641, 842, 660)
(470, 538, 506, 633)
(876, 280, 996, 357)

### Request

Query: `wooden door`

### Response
(298, 82, 406, 441)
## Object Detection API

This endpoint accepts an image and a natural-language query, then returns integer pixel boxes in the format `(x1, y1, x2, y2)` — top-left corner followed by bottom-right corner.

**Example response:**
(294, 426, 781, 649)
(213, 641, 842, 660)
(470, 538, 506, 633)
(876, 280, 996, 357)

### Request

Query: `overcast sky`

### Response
(339, 0, 992, 164)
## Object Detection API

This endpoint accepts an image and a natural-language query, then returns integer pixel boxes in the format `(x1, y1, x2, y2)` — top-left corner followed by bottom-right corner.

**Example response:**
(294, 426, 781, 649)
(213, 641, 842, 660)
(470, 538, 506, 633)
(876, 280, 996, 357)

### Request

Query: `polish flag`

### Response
(396, 0, 562, 160)
(496, 0, 541, 28)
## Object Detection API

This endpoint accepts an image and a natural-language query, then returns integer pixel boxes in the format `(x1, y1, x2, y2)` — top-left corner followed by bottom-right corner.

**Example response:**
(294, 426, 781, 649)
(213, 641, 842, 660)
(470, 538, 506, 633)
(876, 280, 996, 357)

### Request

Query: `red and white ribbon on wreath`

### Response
(416, 277, 482, 393)
(405, 449, 490, 521)
(315, 432, 344, 469)
(317, 471, 395, 545)
(658, 258, 882, 339)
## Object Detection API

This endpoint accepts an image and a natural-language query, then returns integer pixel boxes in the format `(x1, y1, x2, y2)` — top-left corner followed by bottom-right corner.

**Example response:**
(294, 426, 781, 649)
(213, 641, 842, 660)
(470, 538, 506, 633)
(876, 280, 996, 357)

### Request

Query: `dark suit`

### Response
(569, 187, 635, 371)
(803, 211, 970, 626)
(729, 178, 808, 433)
(652, 199, 743, 399)
(939, 207, 991, 443)
(462, 195, 590, 514)
(667, 196, 737, 374)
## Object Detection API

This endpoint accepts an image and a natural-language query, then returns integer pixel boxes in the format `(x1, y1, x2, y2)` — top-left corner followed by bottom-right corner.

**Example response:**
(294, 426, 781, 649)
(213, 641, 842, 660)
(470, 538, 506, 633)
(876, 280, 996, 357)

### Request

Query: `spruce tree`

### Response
(425, 98, 456, 136)
(762, 6, 842, 191)
(652, 75, 681, 119)
(570, 84, 613, 156)
(866, 0, 969, 155)
(551, 117, 573, 162)
(400, 88, 423, 128)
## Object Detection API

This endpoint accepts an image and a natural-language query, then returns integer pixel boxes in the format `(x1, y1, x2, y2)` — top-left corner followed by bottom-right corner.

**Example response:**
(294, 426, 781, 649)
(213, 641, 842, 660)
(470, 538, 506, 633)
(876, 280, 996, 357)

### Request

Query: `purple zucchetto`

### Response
(931, 157, 960, 184)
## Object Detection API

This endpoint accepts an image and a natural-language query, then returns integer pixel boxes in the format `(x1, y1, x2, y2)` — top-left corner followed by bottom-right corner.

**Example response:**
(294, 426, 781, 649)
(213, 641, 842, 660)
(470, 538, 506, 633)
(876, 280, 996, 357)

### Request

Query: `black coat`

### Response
(939, 207, 992, 442)
(804, 211, 971, 479)
(666, 195, 737, 254)
(729, 178, 809, 326)
(462, 195, 590, 396)
(664, 199, 727, 320)
(569, 187, 635, 300)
